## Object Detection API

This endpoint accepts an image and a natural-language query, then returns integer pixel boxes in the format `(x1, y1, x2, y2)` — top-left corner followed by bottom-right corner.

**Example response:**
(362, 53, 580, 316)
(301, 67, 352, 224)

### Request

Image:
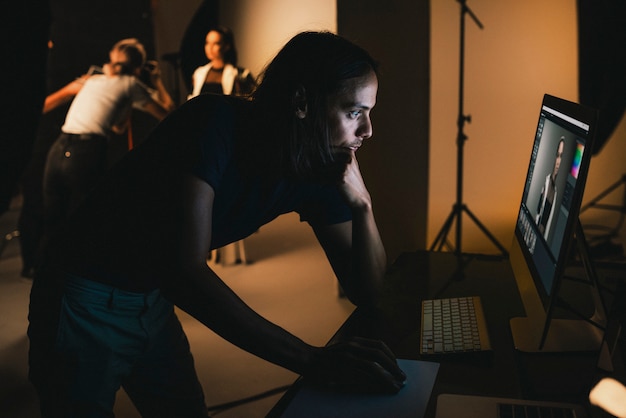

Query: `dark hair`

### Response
(111, 38, 147, 75)
(208, 26, 238, 66)
(557, 136, 565, 154)
(251, 31, 378, 178)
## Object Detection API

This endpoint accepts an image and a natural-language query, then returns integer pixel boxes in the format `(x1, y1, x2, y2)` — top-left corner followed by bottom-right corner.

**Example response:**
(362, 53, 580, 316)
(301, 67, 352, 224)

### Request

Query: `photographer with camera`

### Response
(41, 38, 174, 241)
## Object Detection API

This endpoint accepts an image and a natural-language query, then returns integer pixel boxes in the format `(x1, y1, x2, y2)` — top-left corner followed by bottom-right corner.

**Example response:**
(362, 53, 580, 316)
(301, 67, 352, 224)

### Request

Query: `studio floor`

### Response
(0, 196, 355, 417)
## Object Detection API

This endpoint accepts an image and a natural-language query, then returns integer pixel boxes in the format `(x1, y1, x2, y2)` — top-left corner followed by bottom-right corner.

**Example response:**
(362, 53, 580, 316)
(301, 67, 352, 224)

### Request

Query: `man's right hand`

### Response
(305, 337, 406, 394)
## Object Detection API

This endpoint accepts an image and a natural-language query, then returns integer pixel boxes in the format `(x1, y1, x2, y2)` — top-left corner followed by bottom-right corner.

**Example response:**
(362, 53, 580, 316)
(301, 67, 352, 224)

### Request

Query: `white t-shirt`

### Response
(62, 74, 153, 137)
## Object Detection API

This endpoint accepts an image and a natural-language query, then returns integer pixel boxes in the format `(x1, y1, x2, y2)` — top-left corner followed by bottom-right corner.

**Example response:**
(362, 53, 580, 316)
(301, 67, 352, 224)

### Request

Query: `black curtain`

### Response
(577, 0, 626, 155)
(0, 0, 51, 215)
(179, 0, 220, 93)
(46, 0, 156, 93)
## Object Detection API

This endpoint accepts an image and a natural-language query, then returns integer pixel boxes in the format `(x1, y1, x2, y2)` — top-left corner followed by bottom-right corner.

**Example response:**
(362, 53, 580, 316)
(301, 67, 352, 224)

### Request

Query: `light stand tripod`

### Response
(430, 0, 509, 258)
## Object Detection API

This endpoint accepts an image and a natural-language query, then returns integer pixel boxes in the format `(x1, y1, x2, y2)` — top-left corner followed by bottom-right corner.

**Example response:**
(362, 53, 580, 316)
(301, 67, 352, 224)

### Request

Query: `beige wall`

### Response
(151, 0, 336, 99)
(219, 0, 337, 78)
(429, 0, 578, 254)
(155, 0, 338, 77)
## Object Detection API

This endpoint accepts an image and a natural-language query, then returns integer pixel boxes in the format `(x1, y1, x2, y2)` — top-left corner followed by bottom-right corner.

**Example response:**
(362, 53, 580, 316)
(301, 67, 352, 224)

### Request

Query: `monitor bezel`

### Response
(514, 94, 598, 311)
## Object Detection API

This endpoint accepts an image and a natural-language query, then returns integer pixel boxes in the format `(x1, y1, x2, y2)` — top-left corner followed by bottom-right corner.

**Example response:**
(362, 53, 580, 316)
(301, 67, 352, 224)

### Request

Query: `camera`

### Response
(143, 61, 157, 72)
(87, 65, 104, 75)
(139, 60, 159, 87)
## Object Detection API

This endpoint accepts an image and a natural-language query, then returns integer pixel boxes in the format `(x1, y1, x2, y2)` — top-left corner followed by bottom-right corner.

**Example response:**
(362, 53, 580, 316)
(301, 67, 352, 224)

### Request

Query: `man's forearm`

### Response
(164, 265, 315, 375)
(350, 204, 387, 307)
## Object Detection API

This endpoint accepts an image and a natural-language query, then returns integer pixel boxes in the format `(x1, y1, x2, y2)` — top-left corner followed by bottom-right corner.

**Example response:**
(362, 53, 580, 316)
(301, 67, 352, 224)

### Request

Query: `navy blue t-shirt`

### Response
(187, 95, 352, 248)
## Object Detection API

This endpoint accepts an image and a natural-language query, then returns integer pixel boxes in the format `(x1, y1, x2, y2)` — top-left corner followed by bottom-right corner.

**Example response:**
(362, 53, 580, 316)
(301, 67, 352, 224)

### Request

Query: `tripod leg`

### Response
(430, 207, 458, 252)
(462, 205, 509, 257)
(580, 174, 626, 213)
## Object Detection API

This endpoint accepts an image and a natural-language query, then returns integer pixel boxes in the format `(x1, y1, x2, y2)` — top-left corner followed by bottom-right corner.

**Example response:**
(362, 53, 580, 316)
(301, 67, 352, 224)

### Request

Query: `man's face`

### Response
(326, 69, 378, 154)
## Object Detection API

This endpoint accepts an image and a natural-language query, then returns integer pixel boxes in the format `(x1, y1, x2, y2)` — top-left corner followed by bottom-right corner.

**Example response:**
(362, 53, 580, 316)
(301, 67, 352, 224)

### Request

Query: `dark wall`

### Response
(0, 0, 50, 214)
(577, 0, 626, 155)
(337, 0, 430, 262)
(48, 0, 155, 91)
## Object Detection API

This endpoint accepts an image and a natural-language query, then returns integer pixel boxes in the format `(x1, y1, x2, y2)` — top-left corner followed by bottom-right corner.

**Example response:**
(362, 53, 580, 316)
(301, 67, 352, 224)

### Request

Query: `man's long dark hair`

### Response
(250, 31, 378, 179)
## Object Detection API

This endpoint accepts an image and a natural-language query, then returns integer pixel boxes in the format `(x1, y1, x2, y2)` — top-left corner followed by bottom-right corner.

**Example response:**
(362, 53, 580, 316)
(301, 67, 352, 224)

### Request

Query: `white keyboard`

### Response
(420, 296, 492, 355)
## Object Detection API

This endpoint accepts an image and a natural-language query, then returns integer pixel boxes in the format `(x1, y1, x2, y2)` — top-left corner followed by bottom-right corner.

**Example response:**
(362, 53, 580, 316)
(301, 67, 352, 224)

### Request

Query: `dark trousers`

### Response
(28, 272, 209, 417)
(42, 133, 107, 236)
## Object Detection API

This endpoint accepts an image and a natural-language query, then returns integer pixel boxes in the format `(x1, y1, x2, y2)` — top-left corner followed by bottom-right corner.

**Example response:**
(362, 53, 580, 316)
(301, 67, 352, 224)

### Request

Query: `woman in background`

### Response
(188, 26, 256, 99)
(189, 26, 256, 263)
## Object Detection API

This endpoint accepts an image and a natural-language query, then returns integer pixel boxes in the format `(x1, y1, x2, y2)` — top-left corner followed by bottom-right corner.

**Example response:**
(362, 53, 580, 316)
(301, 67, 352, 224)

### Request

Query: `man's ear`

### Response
(293, 85, 308, 119)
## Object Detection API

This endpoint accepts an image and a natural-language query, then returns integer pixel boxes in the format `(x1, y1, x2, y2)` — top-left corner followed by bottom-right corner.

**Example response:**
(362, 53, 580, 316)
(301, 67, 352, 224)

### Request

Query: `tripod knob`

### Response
(457, 114, 471, 129)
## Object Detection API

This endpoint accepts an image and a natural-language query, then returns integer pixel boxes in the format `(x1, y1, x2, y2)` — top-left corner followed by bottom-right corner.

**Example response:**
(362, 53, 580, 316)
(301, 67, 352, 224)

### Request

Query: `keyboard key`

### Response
(420, 296, 492, 355)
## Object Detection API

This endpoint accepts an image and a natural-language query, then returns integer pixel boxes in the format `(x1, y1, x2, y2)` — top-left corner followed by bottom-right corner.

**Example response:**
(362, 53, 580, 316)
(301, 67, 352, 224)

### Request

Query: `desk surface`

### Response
(268, 250, 622, 418)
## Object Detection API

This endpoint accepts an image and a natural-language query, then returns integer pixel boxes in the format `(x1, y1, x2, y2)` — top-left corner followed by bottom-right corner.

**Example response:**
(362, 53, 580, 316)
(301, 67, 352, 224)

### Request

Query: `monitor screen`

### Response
(509, 94, 605, 353)
(515, 94, 597, 308)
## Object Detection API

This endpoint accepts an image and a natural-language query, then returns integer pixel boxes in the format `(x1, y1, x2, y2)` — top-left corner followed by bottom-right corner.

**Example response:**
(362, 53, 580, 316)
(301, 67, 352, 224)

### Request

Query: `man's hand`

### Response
(305, 337, 406, 394)
(336, 151, 372, 210)
(318, 151, 372, 210)
(145, 60, 162, 81)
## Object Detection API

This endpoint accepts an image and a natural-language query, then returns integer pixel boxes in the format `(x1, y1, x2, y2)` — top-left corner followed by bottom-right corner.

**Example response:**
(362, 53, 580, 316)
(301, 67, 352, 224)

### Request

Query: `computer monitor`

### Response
(509, 94, 606, 353)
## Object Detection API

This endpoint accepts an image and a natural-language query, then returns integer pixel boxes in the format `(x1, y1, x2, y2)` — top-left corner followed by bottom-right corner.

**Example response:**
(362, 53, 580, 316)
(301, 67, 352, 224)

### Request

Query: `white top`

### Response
(188, 62, 251, 99)
(62, 74, 153, 137)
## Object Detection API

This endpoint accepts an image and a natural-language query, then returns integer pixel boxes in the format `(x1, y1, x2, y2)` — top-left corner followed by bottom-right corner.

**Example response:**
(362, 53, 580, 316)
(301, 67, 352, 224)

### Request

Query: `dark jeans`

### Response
(28, 272, 209, 417)
(42, 133, 108, 236)
(18, 113, 65, 275)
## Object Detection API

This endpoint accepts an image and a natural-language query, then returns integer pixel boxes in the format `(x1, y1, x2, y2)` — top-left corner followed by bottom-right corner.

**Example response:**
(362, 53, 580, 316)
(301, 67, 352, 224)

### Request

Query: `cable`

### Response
(206, 384, 292, 415)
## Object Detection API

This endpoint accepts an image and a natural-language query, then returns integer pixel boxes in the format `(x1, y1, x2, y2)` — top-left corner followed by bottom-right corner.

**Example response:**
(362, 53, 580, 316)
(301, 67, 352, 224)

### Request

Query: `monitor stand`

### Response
(510, 219, 607, 353)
